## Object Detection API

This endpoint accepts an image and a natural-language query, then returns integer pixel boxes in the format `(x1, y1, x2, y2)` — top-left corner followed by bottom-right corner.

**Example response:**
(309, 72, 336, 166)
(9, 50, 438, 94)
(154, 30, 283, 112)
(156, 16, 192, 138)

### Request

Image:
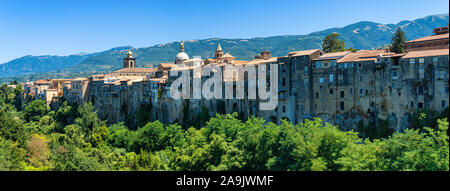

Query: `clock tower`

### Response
(123, 49, 136, 68)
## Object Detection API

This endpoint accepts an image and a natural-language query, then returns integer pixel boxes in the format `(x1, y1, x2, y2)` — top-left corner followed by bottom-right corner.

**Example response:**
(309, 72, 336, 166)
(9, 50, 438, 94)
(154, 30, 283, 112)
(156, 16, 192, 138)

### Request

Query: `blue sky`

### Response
(0, 0, 448, 63)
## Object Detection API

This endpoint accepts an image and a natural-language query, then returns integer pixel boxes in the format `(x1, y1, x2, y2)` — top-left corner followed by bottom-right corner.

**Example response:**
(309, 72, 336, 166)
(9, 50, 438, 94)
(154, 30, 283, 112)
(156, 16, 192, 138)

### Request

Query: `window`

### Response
(304, 66, 308, 75)
(304, 79, 309, 88)
(360, 89, 363, 96)
(359, 76, 363, 81)
(282, 105, 286, 113)
(329, 74, 334, 82)
(358, 62, 362, 68)
(340, 101, 345, 111)
(419, 67, 424, 79)
(436, 70, 441, 79)
(324, 63, 328, 67)
(419, 58, 425, 64)
(433, 57, 439, 63)
(282, 78, 286, 86)
(410, 102, 414, 108)
(366, 90, 368, 95)
(410, 59, 415, 64)
(445, 87, 449, 93)
(392, 71, 398, 79)
(316, 61, 322, 69)
(418, 85, 424, 94)
(350, 88, 353, 94)
(340, 91, 345, 98)
(330, 89, 334, 95)
(418, 102, 424, 109)
(316, 92, 319, 98)
(331, 60, 337, 67)
(320, 77, 324, 83)
(442, 100, 446, 108)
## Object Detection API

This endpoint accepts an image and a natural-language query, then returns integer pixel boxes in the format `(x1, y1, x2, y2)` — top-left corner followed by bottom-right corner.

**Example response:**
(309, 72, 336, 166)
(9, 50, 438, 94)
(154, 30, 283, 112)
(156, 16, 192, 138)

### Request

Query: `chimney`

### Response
(255, 51, 271, 59)
(261, 51, 271, 60)
(433, 26, 449, 35)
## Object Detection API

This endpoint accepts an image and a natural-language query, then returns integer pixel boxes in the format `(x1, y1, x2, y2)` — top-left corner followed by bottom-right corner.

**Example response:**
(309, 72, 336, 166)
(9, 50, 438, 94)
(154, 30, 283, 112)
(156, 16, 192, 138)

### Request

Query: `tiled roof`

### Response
(235, 57, 278, 65)
(112, 68, 156, 73)
(288, 49, 321, 57)
(405, 33, 449, 43)
(313, 51, 351, 61)
(35, 80, 50, 85)
(231, 60, 251, 65)
(402, 49, 449, 59)
(72, 77, 89, 81)
(159, 63, 175, 68)
(222, 53, 235, 58)
(338, 50, 391, 63)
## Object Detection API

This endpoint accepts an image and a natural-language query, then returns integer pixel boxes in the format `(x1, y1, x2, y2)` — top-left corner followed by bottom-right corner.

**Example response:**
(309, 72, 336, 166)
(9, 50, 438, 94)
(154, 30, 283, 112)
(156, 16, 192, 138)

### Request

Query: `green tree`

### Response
(322, 33, 347, 53)
(0, 104, 28, 144)
(106, 122, 136, 151)
(74, 102, 105, 141)
(23, 100, 47, 122)
(54, 101, 78, 132)
(389, 27, 407, 53)
(0, 136, 27, 170)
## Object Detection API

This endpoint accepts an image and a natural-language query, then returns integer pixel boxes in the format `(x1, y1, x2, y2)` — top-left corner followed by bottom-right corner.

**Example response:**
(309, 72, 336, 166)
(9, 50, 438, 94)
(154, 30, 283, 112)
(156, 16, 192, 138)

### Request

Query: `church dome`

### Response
(175, 52, 189, 63)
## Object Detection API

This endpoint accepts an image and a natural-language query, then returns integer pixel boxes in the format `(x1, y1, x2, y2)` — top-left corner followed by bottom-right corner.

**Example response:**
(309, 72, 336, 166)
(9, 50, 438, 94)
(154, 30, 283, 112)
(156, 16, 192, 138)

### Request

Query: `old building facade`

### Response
(50, 27, 450, 131)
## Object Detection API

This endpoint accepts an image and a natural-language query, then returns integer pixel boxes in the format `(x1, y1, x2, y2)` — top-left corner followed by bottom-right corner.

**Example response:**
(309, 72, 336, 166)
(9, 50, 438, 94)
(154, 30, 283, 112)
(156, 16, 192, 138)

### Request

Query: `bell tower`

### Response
(214, 43, 223, 59)
(123, 49, 136, 68)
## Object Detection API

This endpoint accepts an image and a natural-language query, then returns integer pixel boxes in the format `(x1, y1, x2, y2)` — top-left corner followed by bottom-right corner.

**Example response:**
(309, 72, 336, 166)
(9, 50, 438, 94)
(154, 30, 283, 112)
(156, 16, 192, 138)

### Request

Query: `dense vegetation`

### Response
(1, 13, 448, 84)
(0, 84, 448, 171)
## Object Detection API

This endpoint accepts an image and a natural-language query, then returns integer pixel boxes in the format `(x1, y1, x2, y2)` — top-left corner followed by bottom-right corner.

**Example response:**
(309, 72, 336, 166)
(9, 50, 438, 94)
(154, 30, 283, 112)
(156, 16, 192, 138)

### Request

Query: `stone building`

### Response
(60, 27, 449, 131)
(404, 26, 449, 52)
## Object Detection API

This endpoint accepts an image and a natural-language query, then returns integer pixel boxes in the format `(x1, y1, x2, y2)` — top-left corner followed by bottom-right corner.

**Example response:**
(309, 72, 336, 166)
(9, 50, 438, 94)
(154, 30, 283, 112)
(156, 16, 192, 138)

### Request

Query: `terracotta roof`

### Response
(169, 65, 201, 71)
(391, 53, 407, 57)
(159, 63, 175, 68)
(338, 50, 391, 63)
(233, 57, 278, 66)
(288, 49, 321, 57)
(232, 60, 251, 65)
(402, 49, 449, 59)
(72, 77, 89, 81)
(313, 51, 351, 61)
(112, 68, 156, 73)
(35, 80, 50, 85)
(405, 33, 449, 43)
(222, 53, 235, 58)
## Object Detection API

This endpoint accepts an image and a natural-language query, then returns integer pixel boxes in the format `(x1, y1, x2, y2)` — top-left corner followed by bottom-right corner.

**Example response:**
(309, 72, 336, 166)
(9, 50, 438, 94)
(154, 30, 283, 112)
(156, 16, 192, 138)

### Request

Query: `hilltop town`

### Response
(19, 26, 449, 131)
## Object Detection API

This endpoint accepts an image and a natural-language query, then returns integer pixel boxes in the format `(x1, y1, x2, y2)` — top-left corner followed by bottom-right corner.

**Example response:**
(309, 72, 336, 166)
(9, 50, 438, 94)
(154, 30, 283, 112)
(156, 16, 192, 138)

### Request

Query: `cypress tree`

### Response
(389, 27, 407, 53)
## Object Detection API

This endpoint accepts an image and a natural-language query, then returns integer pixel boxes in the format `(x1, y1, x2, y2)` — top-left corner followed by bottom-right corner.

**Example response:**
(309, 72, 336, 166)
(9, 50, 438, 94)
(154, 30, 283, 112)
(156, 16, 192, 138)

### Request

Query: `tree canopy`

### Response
(322, 33, 357, 53)
(389, 27, 407, 53)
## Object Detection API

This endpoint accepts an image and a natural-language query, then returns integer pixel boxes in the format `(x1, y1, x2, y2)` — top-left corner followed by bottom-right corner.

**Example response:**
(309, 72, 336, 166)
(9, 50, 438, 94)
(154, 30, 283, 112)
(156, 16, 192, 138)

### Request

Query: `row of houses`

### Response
(25, 26, 449, 131)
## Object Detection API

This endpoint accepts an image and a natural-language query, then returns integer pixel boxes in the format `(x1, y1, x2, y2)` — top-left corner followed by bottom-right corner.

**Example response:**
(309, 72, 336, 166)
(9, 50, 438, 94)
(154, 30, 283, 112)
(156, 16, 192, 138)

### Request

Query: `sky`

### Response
(0, 0, 448, 63)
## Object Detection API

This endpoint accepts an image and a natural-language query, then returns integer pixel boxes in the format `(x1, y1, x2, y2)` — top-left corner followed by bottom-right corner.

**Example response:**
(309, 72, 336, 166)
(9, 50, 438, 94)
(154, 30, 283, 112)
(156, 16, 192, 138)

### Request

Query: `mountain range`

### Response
(0, 13, 448, 83)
